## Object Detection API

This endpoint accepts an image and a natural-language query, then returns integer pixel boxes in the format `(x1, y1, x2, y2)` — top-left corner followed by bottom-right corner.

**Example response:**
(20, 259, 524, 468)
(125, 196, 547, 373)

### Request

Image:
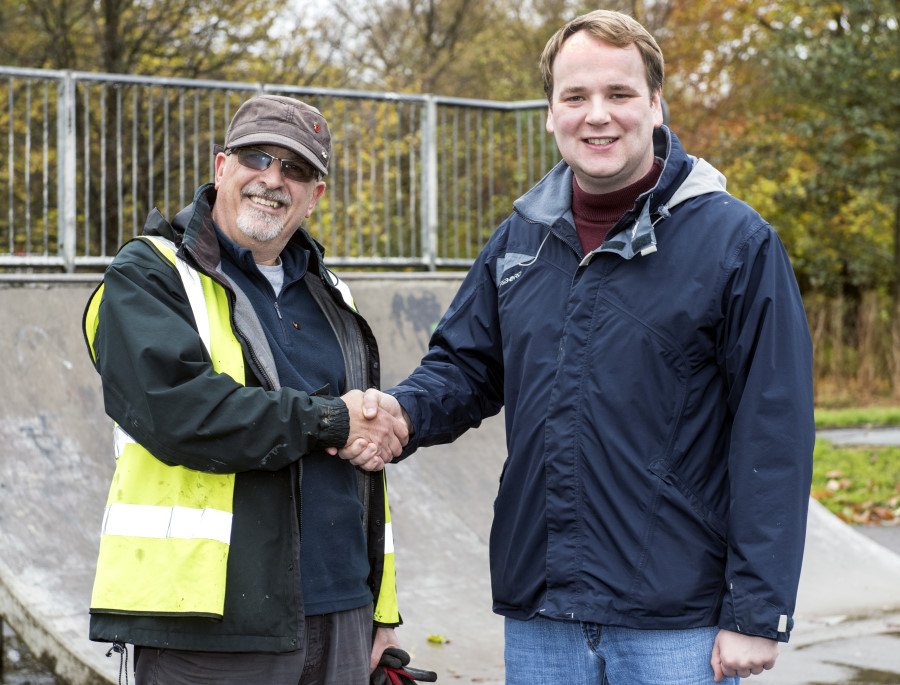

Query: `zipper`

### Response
(216, 263, 304, 563)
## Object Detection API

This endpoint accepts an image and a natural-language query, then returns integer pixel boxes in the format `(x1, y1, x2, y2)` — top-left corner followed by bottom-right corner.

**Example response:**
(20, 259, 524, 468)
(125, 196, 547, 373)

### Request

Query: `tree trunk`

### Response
(891, 198, 900, 397)
(831, 292, 846, 388)
(855, 290, 880, 398)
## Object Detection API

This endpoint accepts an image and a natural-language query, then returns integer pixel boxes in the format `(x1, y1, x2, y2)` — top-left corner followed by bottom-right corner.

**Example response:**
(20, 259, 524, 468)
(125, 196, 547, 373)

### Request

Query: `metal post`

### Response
(58, 72, 77, 272)
(420, 95, 438, 271)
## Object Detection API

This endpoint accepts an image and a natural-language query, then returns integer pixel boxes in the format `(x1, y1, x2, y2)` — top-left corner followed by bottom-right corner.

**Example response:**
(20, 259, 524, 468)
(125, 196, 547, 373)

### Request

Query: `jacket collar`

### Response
(512, 127, 727, 262)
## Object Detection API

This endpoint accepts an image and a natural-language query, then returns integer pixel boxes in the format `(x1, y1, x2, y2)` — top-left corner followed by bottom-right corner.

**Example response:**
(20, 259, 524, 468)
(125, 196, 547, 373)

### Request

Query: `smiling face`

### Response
(211, 144, 326, 264)
(546, 31, 663, 195)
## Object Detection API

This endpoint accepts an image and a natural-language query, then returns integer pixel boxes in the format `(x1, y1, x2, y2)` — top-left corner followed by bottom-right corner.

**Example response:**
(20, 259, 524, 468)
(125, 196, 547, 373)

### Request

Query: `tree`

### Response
(679, 0, 897, 398)
(0, 0, 343, 85)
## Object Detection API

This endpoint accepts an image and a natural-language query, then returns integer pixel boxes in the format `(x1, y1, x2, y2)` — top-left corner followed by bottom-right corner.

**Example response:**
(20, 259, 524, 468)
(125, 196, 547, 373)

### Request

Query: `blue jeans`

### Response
(504, 615, 738, 684)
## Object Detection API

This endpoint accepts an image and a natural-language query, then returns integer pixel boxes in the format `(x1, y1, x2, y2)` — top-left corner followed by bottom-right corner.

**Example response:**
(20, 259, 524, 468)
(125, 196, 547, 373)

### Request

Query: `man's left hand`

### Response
(371, 626, 401, 673)
(711, 629, 778, 681)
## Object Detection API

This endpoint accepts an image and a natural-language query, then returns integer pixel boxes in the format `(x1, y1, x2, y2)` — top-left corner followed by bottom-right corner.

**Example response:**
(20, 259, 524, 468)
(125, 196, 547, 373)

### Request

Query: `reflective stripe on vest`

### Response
(325, 268, 357, 312)
(86, 235, 243, 617)
(373, 474, 399, 624)
(101, 503, 233, 544)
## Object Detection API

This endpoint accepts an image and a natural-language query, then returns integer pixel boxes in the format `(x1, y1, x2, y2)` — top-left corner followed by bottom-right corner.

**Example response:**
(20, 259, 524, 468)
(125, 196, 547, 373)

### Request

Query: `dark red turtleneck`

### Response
(571, 158, 663, 254)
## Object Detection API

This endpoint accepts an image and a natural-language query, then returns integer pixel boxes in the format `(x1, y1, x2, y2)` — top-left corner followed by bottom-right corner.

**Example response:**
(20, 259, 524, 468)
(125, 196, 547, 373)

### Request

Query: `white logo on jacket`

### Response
(499, 271, 523, 288)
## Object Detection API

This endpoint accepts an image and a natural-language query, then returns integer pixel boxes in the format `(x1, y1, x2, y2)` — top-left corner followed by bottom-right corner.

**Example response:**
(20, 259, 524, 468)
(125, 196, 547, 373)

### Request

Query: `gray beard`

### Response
(237, 184, 292, 242)
(236, 208, 284, 242)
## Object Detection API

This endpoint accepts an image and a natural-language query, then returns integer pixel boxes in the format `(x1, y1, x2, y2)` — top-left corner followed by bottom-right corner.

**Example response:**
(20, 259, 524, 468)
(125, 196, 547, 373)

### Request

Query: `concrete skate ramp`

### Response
(1, 279, 899, 685)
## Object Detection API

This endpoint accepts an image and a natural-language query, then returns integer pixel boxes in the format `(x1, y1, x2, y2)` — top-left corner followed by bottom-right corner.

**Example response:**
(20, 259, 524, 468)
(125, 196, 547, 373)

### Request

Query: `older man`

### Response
(84, 94, 409, 684)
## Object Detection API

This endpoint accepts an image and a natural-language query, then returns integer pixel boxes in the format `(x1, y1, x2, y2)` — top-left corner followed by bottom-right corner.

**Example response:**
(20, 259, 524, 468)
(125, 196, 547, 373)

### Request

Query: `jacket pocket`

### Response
(648, 459, 727, 543)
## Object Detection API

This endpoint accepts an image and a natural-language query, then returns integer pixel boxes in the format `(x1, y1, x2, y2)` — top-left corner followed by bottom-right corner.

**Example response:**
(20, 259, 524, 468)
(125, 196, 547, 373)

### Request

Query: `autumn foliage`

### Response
(0, 0, 897, 404)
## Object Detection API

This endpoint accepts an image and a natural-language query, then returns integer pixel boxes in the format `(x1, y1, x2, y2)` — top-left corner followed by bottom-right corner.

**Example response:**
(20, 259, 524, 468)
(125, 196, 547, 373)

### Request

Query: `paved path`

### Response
(818, 427, 900, 446)
(1, 280, 899, 684)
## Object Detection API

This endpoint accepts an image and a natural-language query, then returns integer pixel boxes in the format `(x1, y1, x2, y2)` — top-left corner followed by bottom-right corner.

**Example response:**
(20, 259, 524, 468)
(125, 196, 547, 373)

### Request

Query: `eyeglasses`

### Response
(227, 147, 319, 183)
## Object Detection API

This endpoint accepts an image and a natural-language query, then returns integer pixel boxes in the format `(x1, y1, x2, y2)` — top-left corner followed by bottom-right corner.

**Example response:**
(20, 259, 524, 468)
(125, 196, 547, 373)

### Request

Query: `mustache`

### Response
(241, 183, 291, 206)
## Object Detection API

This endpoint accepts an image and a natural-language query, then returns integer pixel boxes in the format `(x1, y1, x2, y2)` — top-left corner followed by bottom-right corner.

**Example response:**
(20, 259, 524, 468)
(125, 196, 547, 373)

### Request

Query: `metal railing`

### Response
(0, 67, 558, 272)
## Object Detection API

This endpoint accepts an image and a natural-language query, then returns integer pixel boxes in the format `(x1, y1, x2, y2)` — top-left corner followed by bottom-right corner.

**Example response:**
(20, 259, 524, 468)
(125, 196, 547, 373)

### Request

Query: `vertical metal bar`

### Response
(24, 81, 31, 254)
(355, 144, 363, 257)
(382, 101, 390, 258)
(369, 105, 378, 257)
(208, 91, 216, 181)
(394, 103, 403, 257)
(132, 89, 138, 237)
(99, 83, 107, 256)
(515, 111, 523, 197)
(526, 108, 534, 187)
(163, 91, 170, 214)
(420, 95, 438, 270)
(497, 110, 505, 228)
(488, 111, 495, 231)
(451, 109, 459, 260)
(463, 109, 472, 259)
(42, 83, 49, 255)
(193, 91, 200, 188)
(116, 87, 124, 249)
(82, 84, 90, 256)
(342, 113, 350, 257)
(476, 109, 483, 252)
(8, 78, 14, 254)
(328, 100, 337, 255)
(408, 102, 417, 256)
(148, 91, 154, 216)
(178, 90, 185, 207)
(60, 73, 77, 271)
(439, 107, 447, 260)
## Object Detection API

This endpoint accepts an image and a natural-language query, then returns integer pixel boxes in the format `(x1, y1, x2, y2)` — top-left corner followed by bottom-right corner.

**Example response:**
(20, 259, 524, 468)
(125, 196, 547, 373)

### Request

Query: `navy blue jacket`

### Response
(390, 128, 814, 642)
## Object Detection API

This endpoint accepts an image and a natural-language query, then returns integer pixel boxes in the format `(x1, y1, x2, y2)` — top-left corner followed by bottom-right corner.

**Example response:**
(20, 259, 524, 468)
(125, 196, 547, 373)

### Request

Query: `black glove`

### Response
(371, 647, 437, 685)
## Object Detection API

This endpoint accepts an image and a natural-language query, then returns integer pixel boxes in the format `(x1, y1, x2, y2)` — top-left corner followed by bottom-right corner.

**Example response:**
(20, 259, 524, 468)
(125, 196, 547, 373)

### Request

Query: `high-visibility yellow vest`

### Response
(374, 474, 398, 624)
(85, 235, 400, 625)
(85, 236, 243, 616)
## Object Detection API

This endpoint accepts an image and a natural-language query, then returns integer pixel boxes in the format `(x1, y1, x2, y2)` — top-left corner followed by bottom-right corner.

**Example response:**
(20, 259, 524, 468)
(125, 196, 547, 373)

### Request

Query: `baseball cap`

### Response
(223, 95, 331, 176)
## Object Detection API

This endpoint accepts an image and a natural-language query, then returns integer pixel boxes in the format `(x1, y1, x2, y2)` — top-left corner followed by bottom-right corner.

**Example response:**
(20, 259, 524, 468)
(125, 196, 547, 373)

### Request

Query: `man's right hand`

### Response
(711, 629, 778, 681)
(330, 389, 410, 471)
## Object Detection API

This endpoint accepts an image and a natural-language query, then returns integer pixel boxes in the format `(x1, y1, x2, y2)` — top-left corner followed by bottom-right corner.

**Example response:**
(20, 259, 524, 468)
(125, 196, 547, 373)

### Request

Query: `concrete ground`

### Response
(858, 524, 900, 556)
(1, 279, 899, 685)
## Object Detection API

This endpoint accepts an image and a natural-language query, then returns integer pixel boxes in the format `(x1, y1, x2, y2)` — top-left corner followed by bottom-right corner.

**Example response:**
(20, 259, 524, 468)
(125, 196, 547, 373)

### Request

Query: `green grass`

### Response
(808, 407, 900, 523)
(812, 438, 900, 524)
(815, 406, 900, 429)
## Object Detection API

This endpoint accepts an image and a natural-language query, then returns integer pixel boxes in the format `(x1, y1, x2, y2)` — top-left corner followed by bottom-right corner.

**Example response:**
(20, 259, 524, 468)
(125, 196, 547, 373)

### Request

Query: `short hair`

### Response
(539, 10, 665, 101)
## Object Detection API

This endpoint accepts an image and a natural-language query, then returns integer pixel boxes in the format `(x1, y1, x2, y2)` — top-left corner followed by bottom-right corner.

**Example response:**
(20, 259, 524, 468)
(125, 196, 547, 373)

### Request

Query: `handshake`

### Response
(328, 389, 412, 471)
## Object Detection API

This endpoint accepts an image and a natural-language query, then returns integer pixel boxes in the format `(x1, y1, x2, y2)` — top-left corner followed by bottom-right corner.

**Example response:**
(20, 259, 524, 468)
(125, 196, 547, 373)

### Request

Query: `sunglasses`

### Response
(227, 147, 319, 183)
